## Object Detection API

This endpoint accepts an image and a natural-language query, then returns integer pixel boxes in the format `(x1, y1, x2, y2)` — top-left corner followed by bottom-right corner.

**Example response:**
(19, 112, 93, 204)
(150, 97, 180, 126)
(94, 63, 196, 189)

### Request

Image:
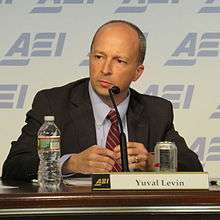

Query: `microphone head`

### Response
(111, 86, 120, 95)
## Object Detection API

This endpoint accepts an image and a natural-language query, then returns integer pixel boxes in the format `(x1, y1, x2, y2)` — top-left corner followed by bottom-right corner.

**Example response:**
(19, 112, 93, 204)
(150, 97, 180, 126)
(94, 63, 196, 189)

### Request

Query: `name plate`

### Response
(92, 172, 209, 190)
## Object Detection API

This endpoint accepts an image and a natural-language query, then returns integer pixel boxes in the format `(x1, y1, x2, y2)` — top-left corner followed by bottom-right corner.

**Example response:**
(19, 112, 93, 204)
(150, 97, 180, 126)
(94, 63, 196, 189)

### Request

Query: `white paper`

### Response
(0, 185, 19, 189)
(63, 177, 92, 186)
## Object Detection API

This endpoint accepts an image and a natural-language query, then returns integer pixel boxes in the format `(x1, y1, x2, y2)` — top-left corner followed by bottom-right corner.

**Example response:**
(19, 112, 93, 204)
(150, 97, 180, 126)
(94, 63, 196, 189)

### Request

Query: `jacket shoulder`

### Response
(30, 77, 89, 117)
(130, 88, 172, 108)
(36, 77, 89, 98)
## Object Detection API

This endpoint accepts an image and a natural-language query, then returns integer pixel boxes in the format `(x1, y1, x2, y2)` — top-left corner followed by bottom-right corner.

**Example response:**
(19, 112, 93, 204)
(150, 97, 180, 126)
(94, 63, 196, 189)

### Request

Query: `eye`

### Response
(93, 54, 104, 60)
(117, 59, 127, 64)
(95, 55, 102, 59)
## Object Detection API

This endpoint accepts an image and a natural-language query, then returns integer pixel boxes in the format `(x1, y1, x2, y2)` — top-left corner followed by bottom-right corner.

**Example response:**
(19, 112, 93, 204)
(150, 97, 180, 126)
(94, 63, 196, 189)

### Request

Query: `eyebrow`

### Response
(91, 50, 105, 55)
(92, 50, 129, 61)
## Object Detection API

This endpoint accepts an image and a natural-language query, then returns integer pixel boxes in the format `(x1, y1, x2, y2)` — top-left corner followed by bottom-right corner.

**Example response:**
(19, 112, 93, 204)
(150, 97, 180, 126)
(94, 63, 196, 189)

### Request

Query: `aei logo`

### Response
(0, 84, 28, 109)
(190, 137, 220, 165)
(145, 84, 194, 109)
(165, 32, 220, 66)
(0, 32, 66, 66)
(79, 53, 89, 67)
(114, 0, 179, 14)
(198, 0, 220, 14)
(210, 105, 220, 119)
(30, 0, 94, 14)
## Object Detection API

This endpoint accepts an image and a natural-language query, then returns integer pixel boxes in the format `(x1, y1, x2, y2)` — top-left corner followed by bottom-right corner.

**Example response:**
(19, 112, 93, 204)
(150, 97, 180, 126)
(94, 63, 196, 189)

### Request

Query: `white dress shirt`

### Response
(60, 81, 130, 175)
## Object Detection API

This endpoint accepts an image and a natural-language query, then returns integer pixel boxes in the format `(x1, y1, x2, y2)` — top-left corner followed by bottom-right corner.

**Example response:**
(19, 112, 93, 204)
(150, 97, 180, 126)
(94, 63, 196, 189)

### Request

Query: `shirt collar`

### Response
(89, 81, 130, 126)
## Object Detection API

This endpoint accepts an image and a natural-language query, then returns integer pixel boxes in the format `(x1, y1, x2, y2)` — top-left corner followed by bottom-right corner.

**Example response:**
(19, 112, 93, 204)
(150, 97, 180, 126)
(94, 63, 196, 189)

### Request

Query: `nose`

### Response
(101, 59, 112, 75)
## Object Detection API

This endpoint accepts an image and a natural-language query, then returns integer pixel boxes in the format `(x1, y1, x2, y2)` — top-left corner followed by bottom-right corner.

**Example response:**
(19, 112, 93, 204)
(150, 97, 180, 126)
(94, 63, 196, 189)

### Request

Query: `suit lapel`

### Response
(68, 80, 97, 151)
(64, 82, 150, 153)
(127, 90, 150, 150)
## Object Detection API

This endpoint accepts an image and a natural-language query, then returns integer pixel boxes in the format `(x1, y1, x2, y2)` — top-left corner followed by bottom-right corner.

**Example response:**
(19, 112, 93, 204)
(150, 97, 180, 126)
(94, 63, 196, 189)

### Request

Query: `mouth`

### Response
(98, 80, 113, 89)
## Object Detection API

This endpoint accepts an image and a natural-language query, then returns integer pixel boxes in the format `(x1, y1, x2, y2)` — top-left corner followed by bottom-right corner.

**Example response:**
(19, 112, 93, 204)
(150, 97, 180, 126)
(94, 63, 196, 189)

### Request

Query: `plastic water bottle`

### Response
(37, 116, 62, 191)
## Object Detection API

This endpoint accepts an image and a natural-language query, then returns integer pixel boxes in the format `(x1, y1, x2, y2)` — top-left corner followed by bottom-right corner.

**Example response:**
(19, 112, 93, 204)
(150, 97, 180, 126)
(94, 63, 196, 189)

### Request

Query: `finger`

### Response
(128, 162, 137, 170)
(97, 147, 115, 160)
(129, 161, 146, 171)
(90, 145, 114, 156)
(113, 145, 120, 153)
(115, 157, 122, 165)
(128, 155, 137, 164)
(94, 154, 116, 167)
(127, 147, 139, 156)
(88, 160, 114, 172)
(136, 154, 148, 162)
(114, 151, 121, 160)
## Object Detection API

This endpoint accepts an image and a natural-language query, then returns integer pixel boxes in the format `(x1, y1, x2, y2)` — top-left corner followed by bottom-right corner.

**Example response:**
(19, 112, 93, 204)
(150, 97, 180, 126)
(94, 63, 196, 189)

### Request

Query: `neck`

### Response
(99, 90, 128, 108)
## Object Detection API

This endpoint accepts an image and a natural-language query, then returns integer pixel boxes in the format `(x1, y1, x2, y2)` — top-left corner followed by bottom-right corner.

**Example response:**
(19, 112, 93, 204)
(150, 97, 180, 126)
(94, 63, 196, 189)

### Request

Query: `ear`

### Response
(132, 64, 144, 82)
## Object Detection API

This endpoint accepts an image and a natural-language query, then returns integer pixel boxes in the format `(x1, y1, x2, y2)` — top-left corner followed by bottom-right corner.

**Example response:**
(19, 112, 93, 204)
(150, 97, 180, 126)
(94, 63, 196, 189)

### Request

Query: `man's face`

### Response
(89, 23, 144, 104)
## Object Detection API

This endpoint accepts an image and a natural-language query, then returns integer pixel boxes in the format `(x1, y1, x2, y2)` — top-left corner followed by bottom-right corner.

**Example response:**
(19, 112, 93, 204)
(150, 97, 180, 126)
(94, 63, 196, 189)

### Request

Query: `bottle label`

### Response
(160, 149, 172, 170)
(38, 136, 60, 150)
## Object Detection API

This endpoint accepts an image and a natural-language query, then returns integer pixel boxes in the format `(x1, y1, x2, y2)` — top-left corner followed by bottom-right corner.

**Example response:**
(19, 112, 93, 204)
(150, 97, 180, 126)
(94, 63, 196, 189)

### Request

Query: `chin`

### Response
(94, 87, 109, 98)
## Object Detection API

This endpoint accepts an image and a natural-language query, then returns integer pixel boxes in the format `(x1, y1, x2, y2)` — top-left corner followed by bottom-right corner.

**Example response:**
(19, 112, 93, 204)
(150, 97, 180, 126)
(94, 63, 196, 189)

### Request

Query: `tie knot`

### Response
(107, 110, 118, 124)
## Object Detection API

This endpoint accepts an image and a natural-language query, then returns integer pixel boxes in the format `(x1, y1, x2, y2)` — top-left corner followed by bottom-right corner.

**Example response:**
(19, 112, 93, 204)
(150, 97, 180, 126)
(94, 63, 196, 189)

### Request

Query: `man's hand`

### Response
(62, 145, 116, 174)
(114, 142, 154, 171)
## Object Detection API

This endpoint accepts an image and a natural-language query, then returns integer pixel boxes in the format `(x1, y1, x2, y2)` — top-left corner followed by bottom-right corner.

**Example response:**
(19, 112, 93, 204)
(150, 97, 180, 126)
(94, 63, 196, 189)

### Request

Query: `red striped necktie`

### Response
(106, 110, 122, 172)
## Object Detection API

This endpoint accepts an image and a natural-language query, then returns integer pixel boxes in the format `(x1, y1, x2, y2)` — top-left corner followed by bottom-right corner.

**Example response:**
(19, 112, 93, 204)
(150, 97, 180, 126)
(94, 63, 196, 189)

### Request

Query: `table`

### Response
(0, 178, 220, 220)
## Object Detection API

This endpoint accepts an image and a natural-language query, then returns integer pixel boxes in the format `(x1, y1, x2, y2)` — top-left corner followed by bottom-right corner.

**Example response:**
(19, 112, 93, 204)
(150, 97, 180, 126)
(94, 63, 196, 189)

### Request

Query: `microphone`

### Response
(108, 86, 129, 172)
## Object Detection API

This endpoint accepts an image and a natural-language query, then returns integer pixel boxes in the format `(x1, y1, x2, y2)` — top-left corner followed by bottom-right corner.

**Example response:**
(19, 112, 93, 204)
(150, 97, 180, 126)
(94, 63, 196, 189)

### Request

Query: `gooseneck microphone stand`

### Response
(108, 86, 129, 172)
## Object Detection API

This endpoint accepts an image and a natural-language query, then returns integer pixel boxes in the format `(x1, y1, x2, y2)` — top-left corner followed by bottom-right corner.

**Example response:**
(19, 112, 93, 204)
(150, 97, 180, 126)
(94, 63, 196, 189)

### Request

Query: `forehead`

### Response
(95, 22, 138, 38)
(92, 23, 139, 54)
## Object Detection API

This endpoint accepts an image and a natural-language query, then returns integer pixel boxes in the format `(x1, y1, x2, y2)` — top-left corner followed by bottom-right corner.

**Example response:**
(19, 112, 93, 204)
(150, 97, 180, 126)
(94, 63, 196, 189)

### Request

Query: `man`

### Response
(2, 20, 203, 181)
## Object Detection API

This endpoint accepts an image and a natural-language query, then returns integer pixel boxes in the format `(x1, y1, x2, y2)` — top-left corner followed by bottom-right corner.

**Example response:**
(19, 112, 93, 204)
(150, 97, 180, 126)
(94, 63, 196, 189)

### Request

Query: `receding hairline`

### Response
(90, 20, 146, 64)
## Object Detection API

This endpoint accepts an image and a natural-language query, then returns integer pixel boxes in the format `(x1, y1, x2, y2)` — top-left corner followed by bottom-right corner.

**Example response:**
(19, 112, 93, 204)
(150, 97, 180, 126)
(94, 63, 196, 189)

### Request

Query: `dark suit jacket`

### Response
(2, 78, 203, 181)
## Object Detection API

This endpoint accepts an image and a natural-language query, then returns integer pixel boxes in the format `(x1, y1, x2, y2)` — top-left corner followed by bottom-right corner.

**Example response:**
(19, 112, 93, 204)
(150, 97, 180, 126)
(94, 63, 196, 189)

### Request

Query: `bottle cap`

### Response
(44, 116, 55, 121)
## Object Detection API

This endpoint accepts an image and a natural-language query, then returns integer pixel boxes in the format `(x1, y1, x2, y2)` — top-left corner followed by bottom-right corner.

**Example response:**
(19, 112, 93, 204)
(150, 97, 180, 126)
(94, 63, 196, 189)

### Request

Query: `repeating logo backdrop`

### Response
(0, 0, 219, 177)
